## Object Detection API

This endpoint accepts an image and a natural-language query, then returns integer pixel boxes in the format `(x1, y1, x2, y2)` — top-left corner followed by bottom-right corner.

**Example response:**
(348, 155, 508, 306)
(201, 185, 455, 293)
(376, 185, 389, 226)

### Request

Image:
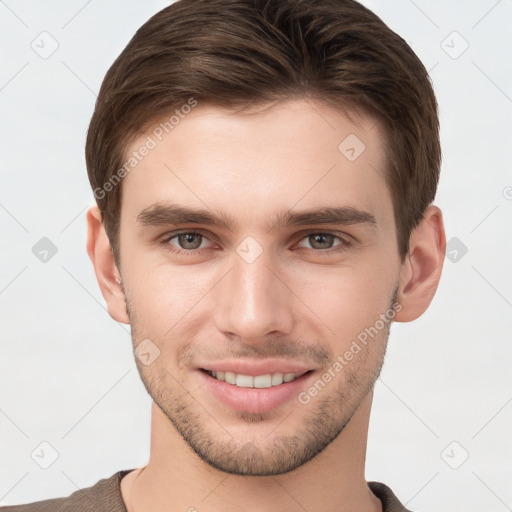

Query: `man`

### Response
(1, 0, 445, 510)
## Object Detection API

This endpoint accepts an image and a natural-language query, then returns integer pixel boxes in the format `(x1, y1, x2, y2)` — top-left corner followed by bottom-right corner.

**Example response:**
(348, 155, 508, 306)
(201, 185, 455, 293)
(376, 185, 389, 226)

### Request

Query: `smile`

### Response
(207, 370, 305, 388)
(199, 368, 315, 414)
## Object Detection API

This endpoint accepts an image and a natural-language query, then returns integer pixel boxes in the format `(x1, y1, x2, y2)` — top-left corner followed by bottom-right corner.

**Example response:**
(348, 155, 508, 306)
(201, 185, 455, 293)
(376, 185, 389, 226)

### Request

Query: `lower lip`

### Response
(198, 370, 314, 414)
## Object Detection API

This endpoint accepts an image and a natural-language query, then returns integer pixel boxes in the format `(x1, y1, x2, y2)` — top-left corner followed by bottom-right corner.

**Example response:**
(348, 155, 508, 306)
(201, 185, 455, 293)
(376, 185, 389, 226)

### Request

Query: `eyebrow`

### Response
(136, 202, 377, 233)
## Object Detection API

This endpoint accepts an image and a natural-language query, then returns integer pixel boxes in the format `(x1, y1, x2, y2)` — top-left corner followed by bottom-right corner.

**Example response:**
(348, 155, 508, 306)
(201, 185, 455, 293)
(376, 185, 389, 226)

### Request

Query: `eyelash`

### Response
(159, 230, 352, 256)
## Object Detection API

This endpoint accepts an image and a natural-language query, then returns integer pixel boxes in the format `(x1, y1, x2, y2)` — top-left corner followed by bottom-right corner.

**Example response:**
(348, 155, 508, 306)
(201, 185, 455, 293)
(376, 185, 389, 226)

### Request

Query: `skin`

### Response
(87, 99, 445, 512)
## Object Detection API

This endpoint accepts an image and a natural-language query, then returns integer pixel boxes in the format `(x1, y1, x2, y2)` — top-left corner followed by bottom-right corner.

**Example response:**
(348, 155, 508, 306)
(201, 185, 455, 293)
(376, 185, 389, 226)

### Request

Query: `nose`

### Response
(212, 247, 295, 343)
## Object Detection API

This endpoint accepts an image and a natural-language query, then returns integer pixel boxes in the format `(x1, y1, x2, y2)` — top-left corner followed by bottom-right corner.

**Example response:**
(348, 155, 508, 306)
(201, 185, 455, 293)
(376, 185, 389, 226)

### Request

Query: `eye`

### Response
(162, 231, 212, 253)
(295, 232, 350, 252)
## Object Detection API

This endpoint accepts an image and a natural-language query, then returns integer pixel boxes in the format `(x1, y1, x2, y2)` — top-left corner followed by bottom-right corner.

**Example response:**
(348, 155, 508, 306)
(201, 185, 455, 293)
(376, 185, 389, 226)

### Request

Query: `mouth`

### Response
(198, 367, 316, 414)
(202, 369, 311, 388)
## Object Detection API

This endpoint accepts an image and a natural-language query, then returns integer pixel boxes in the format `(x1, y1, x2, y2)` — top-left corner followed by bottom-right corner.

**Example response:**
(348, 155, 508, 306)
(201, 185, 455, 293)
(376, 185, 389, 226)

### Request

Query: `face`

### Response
(117, 99, 402, 476)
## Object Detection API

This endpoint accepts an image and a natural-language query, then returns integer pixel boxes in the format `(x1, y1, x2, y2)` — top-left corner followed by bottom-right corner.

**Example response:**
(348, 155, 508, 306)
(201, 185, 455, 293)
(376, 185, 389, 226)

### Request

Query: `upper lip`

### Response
(199, 359, 314, 376)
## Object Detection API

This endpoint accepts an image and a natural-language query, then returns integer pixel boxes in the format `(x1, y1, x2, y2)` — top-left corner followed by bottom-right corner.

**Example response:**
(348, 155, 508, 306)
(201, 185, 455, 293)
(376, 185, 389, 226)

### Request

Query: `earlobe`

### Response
(86, 206, 130, 324)
(394, 205, 446, 323)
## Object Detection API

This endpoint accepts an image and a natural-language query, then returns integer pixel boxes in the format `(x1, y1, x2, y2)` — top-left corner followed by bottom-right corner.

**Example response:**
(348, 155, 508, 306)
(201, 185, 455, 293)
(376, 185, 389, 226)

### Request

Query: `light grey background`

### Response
(1, 1, 511, 510)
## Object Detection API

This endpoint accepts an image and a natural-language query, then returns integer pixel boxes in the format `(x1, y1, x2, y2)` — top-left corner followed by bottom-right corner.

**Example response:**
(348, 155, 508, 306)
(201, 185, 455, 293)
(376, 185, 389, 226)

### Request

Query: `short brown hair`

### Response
(86, 0, 440, 263)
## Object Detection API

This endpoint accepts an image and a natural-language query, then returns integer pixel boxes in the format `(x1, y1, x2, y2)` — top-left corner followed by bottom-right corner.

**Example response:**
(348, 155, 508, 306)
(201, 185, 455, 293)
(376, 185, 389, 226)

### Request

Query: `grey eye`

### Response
(298, 233, 344, 250)
(175, 233, 204, 250)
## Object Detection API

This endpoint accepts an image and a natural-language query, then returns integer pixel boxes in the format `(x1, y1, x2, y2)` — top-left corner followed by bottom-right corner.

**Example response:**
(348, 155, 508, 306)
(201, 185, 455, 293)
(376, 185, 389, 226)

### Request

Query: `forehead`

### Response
(120, 99, 392, 230)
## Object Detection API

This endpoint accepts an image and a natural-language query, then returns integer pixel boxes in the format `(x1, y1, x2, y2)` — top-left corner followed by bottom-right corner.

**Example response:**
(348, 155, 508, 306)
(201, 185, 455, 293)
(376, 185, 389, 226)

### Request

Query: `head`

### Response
(86, 0, 445, 476)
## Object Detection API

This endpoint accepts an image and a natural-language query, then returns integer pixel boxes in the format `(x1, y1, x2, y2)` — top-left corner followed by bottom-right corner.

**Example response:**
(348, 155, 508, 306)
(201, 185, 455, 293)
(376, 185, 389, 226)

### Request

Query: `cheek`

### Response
(124, 257, 215, 338)
(299, 266, 393, 342)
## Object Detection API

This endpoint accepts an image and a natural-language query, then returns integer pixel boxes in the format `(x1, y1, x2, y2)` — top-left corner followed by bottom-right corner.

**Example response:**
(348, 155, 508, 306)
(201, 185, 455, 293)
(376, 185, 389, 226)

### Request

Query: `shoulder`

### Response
(368, 481, 413, 512)
(0, 470, 131, 512)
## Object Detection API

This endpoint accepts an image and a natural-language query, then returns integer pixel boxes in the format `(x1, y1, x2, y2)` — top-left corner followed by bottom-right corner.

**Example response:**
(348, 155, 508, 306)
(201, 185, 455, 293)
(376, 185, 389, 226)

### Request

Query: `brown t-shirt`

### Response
(0, 470, 412, 511)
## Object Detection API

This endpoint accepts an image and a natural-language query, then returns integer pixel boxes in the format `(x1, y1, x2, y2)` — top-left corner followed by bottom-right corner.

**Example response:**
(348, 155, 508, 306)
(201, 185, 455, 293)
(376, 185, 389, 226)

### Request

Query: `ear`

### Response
(394, 205, 446, 322)
(86, 206, 130, 324)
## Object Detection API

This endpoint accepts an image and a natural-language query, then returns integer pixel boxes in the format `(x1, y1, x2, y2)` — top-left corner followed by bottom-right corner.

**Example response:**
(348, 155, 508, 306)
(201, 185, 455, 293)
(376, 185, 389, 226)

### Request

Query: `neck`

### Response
(122, 392, 381, 512)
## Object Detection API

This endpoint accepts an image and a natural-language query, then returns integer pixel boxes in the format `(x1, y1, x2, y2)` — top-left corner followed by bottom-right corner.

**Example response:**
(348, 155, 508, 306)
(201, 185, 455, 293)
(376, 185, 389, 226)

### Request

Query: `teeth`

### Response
(225, 372, 236, 385)
(271, 372, 283, 386)
(236, 374, 254, 388)
(209, 371, 302, 388)
(253, 375, 272, 388)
